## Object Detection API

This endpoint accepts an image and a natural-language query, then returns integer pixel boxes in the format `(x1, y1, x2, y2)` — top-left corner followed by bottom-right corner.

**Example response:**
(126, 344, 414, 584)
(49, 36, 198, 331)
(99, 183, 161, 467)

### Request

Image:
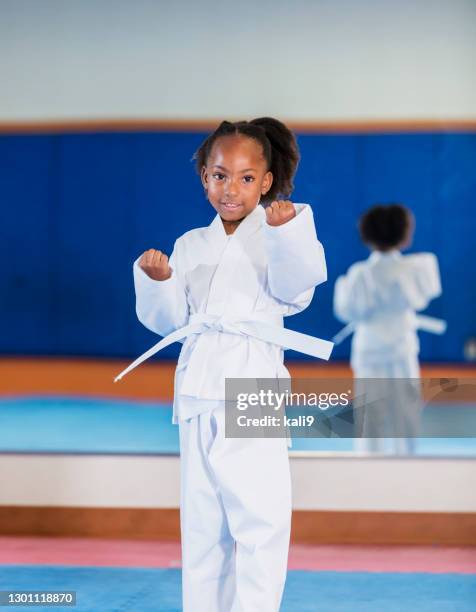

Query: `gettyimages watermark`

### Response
(224, 377, 476, 438)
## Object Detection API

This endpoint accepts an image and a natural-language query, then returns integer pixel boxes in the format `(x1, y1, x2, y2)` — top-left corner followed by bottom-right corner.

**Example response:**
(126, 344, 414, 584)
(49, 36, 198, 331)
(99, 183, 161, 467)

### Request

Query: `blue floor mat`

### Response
(0, 396, 178, 454)
(0, 395, 475, 456)
(0, 566, 475, 612)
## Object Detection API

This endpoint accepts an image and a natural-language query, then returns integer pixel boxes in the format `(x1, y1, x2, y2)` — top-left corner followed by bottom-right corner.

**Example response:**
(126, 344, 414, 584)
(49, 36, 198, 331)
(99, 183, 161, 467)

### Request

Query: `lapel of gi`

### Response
(205, 204, 265, 316)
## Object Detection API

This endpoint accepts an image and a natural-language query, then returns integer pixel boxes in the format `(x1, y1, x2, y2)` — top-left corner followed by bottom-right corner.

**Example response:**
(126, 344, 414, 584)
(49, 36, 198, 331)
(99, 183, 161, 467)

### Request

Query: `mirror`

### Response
(1, 129, 474, 459)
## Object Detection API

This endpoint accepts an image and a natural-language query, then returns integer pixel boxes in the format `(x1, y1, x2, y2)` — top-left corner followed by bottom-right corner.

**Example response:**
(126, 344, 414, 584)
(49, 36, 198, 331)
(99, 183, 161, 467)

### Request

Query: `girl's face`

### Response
(201, 135, 273, 227)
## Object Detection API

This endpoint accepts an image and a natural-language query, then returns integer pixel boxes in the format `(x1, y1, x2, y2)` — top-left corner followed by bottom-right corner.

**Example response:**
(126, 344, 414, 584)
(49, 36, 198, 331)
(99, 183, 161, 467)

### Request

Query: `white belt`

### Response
(415, 314, 447, 335)
(332, 315, 447, 346)
(114, 312, 334, 382)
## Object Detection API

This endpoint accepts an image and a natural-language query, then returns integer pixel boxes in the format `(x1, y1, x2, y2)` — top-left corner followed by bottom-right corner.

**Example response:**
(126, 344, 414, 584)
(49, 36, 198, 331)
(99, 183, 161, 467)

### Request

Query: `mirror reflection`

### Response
(1, 129, 474, 459)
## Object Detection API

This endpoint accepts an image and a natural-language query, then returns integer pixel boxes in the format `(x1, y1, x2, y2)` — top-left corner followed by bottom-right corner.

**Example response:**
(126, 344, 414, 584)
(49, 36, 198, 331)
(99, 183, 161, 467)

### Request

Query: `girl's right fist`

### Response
(138, 249, 172, 281)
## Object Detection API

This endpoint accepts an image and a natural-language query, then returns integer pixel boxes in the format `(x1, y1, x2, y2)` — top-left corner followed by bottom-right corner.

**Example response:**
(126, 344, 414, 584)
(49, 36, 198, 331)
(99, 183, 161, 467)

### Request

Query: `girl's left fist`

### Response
(265, 200, 296, 226)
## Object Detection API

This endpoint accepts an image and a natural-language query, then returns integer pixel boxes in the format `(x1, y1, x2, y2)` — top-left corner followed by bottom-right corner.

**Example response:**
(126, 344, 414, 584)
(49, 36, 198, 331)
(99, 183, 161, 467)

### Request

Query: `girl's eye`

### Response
(212, 173, 225, 180)
(243, 175, 255, 183)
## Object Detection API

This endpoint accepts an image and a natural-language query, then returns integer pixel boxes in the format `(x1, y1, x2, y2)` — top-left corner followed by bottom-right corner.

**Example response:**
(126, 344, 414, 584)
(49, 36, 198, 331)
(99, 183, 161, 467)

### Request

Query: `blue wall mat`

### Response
(0, 130, 474, 361)
(53, 133, 137, 356)
(0, 135, 55, 353)
(433, 134, 476, 361)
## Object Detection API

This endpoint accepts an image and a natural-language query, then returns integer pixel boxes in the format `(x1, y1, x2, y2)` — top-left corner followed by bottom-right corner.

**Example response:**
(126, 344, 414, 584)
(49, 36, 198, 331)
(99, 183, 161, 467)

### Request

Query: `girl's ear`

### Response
(201, 166, 208, 190)
(261, 170, 273, 195)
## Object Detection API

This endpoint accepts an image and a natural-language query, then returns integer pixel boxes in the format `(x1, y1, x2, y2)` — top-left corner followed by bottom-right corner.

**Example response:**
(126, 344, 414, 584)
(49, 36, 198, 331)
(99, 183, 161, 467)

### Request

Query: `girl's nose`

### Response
(226, 177, 239, 197)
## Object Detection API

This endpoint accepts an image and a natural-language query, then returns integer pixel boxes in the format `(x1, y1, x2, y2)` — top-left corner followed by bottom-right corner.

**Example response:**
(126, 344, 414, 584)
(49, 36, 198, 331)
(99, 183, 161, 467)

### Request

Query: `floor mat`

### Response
(1, 565, 475, 611)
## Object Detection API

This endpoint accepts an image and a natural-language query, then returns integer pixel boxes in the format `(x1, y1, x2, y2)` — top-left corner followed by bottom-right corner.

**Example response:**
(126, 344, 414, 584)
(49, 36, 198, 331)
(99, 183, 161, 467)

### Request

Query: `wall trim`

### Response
(0, 118, 475, 134)
(1, 357, 473, 400)
(0, 506, 474, 545)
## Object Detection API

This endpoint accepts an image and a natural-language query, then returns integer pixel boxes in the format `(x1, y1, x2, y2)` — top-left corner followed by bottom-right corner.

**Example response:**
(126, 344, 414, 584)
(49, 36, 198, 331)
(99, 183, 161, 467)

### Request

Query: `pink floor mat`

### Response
(1, 536, 475, 574)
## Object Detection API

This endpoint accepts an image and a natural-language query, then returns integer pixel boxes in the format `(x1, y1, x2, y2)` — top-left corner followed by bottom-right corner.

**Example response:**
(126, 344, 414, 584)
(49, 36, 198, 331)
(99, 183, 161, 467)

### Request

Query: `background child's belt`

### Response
(114, 312, 334, 383)
(332, 315, 447, 346)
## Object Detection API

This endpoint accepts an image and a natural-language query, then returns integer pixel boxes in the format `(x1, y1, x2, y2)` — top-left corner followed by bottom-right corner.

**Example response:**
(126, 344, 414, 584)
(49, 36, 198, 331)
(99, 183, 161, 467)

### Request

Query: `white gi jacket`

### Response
(130, 203, 329, 422)
(334, 250, 443, 368)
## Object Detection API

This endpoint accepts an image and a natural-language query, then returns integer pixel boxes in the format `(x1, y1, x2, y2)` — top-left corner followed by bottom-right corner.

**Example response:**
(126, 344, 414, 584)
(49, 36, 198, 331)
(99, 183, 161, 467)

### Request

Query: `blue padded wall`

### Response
(0, 130, 474, 362)
(0, 135, 55, 353)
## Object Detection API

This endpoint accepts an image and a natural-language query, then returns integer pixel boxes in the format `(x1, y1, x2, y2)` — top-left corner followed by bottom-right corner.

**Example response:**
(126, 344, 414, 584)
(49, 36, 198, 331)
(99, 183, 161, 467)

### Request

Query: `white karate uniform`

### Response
(128, 203, 328, 611)
(333, 250, 443, 454)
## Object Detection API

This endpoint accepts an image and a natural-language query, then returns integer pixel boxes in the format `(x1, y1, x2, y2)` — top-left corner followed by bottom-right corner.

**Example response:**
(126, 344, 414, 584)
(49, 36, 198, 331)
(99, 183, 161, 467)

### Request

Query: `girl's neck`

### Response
(221, 216, 246, 235)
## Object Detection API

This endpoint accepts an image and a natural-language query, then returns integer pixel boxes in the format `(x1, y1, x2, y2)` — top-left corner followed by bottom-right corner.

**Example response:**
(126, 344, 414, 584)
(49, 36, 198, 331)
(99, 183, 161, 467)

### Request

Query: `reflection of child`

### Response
(333, 204, 444, 454)
(115, 118, 332, 611)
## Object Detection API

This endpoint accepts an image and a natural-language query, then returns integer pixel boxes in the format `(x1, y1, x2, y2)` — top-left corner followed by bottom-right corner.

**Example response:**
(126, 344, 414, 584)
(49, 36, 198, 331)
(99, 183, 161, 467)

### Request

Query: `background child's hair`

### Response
(192, 117, 300, 203)
(359, 203, 412, 250)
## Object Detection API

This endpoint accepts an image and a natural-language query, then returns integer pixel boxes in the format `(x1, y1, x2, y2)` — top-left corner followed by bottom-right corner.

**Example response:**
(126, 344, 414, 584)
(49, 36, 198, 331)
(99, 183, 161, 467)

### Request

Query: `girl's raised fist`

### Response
(138, 249, 172, 281)
(265, 200, 296, 226)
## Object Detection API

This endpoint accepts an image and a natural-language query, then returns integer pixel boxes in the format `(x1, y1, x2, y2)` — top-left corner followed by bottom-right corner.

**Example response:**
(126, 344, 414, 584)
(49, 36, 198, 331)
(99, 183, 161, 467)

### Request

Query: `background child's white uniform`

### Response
(333, 250, 442, 454)
(133, 204, 327, 612)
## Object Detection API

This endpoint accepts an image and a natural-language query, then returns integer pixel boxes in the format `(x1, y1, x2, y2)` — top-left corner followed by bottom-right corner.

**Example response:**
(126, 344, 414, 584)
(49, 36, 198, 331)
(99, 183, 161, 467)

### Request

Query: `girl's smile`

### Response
(220, 201, 243, 211)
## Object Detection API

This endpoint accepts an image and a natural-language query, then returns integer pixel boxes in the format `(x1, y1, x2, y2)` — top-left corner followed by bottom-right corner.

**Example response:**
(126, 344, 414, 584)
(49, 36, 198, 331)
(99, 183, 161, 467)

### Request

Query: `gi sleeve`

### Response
(263, 203, 327, 311)
(398, 253, 442, 310)
(133, 239, 189, 337)
(333, 263, 377, 323)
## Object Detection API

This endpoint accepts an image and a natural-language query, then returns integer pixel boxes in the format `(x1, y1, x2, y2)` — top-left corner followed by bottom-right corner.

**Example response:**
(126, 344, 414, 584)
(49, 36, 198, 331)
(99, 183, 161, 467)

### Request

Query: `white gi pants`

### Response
(352, 354, 422, 455)
(179, 401, 292, 612)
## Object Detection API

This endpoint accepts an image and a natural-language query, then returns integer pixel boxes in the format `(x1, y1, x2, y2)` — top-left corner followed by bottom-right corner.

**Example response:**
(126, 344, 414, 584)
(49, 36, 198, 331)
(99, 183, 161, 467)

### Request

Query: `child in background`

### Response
(115, 117, 332, 611)
(333, 204, 444, 454)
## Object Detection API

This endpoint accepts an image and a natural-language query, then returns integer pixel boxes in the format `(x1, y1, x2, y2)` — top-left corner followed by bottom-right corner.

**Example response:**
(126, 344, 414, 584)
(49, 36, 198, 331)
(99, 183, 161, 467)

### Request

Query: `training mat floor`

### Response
(1, 565, 476, 612)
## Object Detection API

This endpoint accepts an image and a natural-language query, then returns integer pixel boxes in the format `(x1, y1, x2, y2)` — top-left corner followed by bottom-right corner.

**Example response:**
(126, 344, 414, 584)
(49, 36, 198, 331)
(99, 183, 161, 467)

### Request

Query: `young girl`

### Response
(333, 204, 445, 454)
(114, 117, 332, 611)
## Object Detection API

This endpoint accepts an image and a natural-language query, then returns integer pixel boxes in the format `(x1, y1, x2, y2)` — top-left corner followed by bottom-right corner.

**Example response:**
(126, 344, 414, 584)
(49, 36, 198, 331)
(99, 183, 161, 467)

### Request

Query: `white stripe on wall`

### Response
(1, 0, 475, 121)
(1, 454, 475, 512)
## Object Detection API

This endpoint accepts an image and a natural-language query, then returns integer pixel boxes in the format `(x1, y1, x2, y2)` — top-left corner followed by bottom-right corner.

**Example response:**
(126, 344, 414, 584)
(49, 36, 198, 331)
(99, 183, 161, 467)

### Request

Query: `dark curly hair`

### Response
(192, 117, 300, 203)
(359, 203, 412, 250)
